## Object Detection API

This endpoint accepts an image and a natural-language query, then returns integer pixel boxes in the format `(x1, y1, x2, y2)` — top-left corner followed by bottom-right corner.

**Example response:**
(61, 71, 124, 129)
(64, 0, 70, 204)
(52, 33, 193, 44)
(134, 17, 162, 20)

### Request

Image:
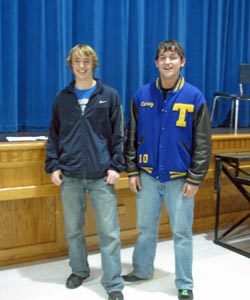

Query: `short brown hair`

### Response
(155, 40, 185, 60)
(66, 44, 99, 71)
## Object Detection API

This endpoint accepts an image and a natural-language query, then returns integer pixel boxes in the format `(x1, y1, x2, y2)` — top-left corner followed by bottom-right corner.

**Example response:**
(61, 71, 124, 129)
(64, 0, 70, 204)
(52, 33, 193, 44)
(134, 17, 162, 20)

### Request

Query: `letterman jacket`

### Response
(125, 76, 211, 185)
(45, 79, 125, 179)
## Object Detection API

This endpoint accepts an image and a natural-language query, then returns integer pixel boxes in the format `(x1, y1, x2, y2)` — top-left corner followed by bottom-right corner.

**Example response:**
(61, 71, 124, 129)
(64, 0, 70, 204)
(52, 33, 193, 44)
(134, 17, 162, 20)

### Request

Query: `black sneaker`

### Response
(66, 273, 89, 289)
(178, 289, 193, 300)
(108, 291, 124, 300)
(122, 272, 147, 282)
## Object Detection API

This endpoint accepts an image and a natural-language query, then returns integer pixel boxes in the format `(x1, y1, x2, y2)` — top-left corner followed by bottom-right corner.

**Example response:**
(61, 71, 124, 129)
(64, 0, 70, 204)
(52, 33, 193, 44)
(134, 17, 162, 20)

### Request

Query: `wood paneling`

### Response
(0, 134, 249, 266)
(0, 197, 56, 249)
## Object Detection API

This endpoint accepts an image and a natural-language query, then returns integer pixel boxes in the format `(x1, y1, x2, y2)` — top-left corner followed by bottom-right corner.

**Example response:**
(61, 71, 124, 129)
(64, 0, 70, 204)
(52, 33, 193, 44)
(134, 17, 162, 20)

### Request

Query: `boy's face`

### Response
(155, 49, 185, 83)
(71, 52, 94, 82)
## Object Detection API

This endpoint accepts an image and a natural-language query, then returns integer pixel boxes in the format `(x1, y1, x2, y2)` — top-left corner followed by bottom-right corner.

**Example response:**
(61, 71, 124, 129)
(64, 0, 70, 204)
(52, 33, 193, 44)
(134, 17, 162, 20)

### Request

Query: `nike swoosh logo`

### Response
(99, 100, 107, 104)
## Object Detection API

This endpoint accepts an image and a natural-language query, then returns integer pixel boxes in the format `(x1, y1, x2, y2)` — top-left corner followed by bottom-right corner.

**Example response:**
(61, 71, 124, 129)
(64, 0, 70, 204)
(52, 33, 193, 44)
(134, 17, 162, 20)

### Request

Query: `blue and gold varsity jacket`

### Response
(125, 76, 211, 185)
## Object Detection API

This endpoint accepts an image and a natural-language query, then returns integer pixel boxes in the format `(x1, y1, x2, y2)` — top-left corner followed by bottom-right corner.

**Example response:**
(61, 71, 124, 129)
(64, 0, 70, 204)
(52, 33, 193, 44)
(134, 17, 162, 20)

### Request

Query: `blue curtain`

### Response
(0, 0, 250, 132)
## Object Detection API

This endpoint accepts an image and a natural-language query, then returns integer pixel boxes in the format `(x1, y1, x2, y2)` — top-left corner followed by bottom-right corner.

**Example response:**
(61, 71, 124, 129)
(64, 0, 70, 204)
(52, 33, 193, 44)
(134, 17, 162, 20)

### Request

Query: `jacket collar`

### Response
(155, 76, 185, 93)
(66, 78, 103, 95)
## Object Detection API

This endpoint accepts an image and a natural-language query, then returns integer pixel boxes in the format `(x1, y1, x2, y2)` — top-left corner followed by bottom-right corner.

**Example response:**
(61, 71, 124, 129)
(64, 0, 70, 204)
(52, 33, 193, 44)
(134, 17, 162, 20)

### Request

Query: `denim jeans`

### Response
(60, 175, 124, 293)
(132, 172, 194, 290)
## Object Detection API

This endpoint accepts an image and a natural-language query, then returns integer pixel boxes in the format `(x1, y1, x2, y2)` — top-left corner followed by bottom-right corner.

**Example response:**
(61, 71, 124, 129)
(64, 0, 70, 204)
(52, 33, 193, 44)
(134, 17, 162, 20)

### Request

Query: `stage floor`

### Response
(212, 127, 250, 134)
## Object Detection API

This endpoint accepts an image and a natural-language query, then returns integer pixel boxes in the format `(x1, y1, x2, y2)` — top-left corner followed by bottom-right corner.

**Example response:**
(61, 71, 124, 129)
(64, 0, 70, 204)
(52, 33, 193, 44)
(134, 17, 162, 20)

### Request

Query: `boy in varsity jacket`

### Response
(123, 40, 211, 300)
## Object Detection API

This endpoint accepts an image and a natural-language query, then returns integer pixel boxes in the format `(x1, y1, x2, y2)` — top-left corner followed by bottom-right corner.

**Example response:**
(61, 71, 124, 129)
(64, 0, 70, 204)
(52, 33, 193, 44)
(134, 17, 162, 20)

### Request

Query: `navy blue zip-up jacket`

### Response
(45, 79, 125, 179)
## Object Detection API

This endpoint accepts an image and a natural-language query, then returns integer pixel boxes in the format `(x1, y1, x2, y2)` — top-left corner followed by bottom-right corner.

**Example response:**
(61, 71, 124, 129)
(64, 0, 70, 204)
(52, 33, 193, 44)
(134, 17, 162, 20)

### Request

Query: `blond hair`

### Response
(66, 44, 98, 71)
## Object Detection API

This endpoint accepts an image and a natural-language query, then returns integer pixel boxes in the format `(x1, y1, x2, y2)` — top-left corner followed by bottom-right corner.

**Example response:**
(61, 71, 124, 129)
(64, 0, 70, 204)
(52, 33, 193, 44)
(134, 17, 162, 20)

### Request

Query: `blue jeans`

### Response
(132, 172, 194, 290)
(60, 175, 124, 293)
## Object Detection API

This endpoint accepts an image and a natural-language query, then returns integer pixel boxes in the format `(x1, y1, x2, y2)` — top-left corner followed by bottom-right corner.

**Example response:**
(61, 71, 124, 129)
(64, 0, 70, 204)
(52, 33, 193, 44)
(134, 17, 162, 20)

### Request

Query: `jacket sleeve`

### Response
(45, 101, 60, 174)
(186, 103, 212, 185)
(124, 99, 140, 176)
(109, 94, 126, 173)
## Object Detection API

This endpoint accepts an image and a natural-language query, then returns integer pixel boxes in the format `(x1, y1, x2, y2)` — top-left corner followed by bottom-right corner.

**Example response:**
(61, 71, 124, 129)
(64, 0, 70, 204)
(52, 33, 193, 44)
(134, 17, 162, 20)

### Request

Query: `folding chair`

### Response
(210, 64, 250, 133)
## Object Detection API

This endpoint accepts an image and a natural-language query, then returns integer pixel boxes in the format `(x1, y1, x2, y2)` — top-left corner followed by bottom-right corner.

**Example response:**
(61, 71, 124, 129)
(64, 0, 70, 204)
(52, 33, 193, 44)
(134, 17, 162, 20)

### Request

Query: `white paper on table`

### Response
(6, 136, 48, 142)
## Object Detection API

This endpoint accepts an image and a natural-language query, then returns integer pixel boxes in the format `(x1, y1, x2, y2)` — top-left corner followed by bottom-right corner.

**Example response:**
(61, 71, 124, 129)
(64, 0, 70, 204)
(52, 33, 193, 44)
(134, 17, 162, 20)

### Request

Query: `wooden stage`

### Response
(0, 130, 249, 266)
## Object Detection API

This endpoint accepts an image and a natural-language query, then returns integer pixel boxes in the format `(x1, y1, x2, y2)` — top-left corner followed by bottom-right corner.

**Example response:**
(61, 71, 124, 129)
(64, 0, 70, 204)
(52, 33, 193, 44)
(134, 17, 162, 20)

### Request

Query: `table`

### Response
(214, 152, 250, 258)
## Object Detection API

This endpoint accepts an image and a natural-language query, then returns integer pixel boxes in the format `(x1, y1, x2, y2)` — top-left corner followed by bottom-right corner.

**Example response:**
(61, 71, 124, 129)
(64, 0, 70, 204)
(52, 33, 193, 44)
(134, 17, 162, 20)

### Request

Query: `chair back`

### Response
(239, 64, 250, 96)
